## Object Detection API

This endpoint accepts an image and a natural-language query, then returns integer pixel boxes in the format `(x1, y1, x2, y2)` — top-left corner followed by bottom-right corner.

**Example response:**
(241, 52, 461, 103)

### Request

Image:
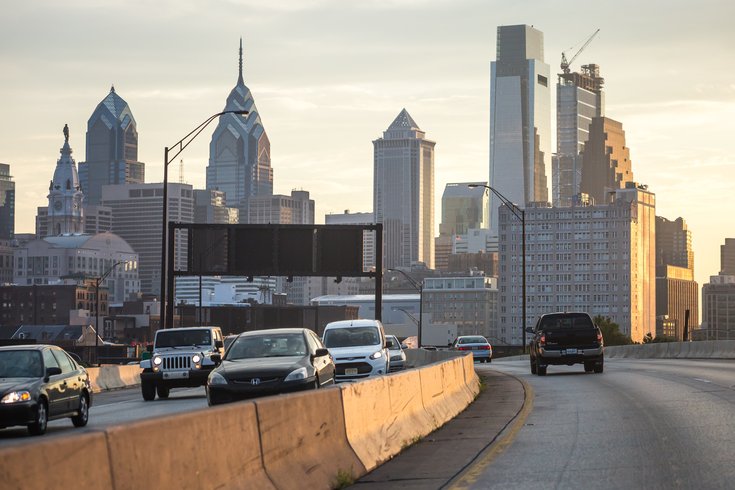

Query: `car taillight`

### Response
(458, 346, 470, 351)
(597, 331, 604, 346)
(539, 334, 546, 347)
(479, 345, 491, 350)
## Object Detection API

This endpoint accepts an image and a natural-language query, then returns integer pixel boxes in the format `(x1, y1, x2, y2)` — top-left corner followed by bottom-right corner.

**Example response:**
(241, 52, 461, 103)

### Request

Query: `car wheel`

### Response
(537, 359, 547, 376)
(28, 398, 48, 436)
(584, 361, 594, 373)
(71, 393, 89, 427)
(141, 380, 156, 401)
(156, 385, 170, 399)
(594, 362, 604, 374)
(530, 357, 537, 374)
(314, 378, 320, 390)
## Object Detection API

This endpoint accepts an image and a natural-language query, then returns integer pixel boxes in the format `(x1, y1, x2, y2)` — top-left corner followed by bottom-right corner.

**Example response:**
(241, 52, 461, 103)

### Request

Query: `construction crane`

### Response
(560, 29, 600, 74)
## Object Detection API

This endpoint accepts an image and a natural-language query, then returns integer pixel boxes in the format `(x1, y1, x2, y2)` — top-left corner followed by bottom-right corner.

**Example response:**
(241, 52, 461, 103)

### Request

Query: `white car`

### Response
(322, 319, 390, 382)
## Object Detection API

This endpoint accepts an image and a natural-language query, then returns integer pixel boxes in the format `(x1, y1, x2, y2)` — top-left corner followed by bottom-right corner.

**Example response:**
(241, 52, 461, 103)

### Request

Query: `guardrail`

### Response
(0, 351, 479, 489)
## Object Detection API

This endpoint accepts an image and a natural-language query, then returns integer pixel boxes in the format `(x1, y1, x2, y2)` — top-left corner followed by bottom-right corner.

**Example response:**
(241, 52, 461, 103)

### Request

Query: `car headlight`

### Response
(284, 367, 308, 382)
(369, 350, 383, 360)
(152, 356, 162, 366)
(192, 354, 202, 364)
(1, 391, 31, 404)
(208, 372, 227, 386)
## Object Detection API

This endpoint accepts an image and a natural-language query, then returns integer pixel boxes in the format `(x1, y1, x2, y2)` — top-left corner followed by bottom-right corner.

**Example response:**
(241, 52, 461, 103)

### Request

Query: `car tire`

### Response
(28, 398, 48, 436)
(594, 362, 604, 374)
(156, 385, 170, 399)
(530, 357, 537, 374)
(141, 380, 156, 401)
(536, 359, 547, 376)
(71, 393, 89, 427)
(584, 362, 594, 373)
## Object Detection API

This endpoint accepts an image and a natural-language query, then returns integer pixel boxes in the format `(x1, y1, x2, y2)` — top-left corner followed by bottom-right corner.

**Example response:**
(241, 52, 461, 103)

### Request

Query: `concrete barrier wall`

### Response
(604, 340, 735, 359)
(88, 365, 141, 393)
(0, 351, 478, 490)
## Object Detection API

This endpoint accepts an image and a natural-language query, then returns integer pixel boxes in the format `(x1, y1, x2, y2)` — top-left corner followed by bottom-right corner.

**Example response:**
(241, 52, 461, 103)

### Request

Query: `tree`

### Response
(593, 316, 632, 346)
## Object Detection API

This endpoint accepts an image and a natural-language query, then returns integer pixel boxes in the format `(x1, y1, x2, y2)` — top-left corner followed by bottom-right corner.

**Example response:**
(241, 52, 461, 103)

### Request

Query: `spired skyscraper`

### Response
(207, 40, 273, 222)
(78, 86, 145, 205)
(489, 24, 550, 233)
(373, 109, 435, 269)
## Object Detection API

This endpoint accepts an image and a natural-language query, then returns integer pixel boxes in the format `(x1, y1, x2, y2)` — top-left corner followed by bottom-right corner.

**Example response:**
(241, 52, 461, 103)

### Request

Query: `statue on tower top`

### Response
(63, 124, 69, 143)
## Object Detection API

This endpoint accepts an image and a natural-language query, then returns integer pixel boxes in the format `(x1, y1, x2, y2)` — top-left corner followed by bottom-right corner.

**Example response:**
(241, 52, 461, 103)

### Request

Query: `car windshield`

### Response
(226, 333, 306, 360)
(323, 327, 381, 348)
(156, 329, 211, 348)
(539, 314, 594, 330)
(0, 350, 44, 378)
(387, 337, 401, 351)
(458, 336, 487, 344)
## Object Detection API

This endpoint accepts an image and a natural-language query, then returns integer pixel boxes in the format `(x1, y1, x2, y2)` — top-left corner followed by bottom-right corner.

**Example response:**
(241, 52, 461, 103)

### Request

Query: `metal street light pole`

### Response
(468, 184, 527, 354)
(95, 260, 126, 366)
(159, 110, 248, 329)
(388, 268, 423, 348)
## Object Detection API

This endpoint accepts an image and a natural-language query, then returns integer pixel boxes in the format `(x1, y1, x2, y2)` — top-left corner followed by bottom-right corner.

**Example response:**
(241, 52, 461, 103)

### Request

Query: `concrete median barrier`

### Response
(0, 432, 113, 489)
(256, 387, 366, 489)
(106, 401, 272, 490)
(341, 369, 435, 472)
(88, 365, 141, 393)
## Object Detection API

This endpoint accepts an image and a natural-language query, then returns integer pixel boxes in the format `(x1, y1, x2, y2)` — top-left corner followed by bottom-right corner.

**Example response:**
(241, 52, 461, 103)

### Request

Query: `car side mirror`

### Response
(210, 354, 222, 365)
(314, 348, 329, 358)
(146, 345, 153, 353)
(525, 327, 535, 334)
(215, 339, 224, 349)
(400, 344, 408, 350)
(46, 367, 62, 378)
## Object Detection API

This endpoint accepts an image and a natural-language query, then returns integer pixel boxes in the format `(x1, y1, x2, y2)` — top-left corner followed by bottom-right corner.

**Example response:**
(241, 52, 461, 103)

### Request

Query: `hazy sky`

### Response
(1, 0, 734, 289)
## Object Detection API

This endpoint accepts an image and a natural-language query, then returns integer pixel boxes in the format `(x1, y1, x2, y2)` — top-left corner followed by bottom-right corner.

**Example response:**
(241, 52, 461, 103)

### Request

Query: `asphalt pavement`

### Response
(352, 364, 528, 489)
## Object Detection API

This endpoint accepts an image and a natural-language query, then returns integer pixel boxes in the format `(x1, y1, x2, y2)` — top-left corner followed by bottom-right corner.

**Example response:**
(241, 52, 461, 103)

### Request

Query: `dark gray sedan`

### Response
(0, 344, 91, 435)
(206, 328, 335, 405)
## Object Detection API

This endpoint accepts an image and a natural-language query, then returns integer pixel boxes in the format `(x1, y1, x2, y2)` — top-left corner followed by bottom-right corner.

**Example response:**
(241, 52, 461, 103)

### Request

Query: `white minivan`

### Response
(322, 319, 390, 382)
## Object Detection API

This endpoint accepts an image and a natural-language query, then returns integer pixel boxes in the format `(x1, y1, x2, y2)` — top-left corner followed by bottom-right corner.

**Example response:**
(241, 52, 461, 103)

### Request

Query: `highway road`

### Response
(457, 358, 735, 489)
(0, 385, 208, 445)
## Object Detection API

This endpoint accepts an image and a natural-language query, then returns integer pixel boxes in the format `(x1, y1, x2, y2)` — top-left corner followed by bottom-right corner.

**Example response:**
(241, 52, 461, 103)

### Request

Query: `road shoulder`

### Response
(351, 367, 528, 489)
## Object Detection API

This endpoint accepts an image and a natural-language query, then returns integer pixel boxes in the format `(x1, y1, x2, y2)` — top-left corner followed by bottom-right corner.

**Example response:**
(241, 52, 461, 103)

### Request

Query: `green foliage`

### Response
(593, 316, 633, 346)
(333, 469, 354, 489)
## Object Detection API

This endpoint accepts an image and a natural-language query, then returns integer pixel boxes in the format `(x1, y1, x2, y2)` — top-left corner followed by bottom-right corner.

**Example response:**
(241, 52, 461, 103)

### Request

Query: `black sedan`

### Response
(0, 344, 91, 435)
(206, 328, 335, 406)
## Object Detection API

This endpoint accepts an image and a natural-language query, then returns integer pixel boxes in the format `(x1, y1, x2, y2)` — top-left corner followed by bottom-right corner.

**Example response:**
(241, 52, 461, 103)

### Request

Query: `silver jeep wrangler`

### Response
(139, 327, 224, 401)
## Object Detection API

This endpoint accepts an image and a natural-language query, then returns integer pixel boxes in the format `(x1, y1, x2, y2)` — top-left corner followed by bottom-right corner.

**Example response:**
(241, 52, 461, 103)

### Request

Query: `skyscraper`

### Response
(435, 183, 488, 270)
(78, 87, 145, 205)
(579, 117, 634, 204)
(655, 216, 698, 339)
(373, 109, 435, 269)
(553, 64, 605, 207)
(46, 125, 84, 236)
(489, 24, 550, 233)
(721, 238, 735, 275)
(0, 163, 14, 239)
(206, 40, 273, 221)
(101, 183, 193, 295)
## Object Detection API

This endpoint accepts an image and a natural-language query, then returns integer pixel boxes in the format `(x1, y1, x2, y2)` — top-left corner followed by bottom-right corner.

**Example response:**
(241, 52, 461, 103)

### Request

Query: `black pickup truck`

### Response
(527, 312, 604, 376)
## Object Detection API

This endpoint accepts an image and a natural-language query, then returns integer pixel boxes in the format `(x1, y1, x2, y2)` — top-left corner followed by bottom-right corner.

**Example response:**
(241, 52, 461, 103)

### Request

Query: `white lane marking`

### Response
(693, 378, 712, 383)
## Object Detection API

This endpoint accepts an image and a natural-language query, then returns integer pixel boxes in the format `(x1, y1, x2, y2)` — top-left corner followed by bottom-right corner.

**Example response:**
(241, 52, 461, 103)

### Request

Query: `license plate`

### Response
(163, 371, 189, 379)
(345, 368, 358, 375)
(563, 348, 578, 355)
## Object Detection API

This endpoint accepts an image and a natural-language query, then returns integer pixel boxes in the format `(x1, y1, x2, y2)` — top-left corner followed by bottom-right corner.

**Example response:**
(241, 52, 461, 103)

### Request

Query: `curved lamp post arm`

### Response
(467, 183, 524, 222)
(160, 109, 248, 329)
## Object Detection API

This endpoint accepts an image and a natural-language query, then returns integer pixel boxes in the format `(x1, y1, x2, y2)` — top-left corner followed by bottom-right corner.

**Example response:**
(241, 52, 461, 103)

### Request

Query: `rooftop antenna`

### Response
(179, 159, 184, 184)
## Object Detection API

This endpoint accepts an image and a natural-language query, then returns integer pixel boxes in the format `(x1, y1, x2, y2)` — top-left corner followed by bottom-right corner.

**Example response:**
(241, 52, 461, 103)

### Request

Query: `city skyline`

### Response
(1, 0, 733, 290)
